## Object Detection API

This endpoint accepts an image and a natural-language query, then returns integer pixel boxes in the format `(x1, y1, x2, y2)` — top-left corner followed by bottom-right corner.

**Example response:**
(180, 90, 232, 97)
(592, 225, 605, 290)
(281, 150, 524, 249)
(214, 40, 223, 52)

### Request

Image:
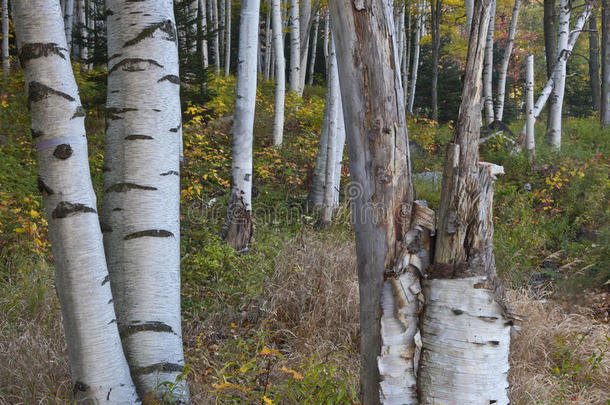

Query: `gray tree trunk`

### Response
(1, 0, 8, 77)
(525, 53, 535, 161)
(221, 0, 260, 251)
(199, 0, 210, 69)
(297, 0, 312, 94)
(78, 0, 88, 66)
(544, 0, 558, 129)
(224, 0, 231, 76)
(602, 0, 610, 126)
(483, 0, 495, 124)
(408, 0, 422, 113)
(263, 5, 272, 80)
(64, 0, 74, 52)
(329, 0, 419, 402)
(12, 0, 139, 402)
(430, 0, 442, 122)
(465, 0, 473, 33)
(288, 0, 300, 93)
(495, 0, 521, 122)
(307, 11, 319, 86)
(272, 0, 285, 145)
(590, 8, 601, 112)
(103, 0, 188, 400)
(210, 0, 221, 75)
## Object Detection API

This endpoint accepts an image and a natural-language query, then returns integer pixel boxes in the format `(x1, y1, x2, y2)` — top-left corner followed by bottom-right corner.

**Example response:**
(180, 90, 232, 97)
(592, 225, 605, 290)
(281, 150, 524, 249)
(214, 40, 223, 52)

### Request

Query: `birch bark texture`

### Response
(12, 0, 139, 402)
(271, 0, 285, 145)
(199, 0, 209, 69)
(525, 53, 535, 161)
(221, 0, 260, 251)
(589, 8, 600, 112)
(320, 35, 338, 225)
(289, 0, 300, 93)
(64, 0, 74, 52)
(329, 0, 418, 402)
(418, 0, 512, 402)
(483, 0, 496, 124)
(211, 0, 221, 75)
(495, 0, 521, 122)
(224, 0, 231, 76)
(1, 0, 8, 77)
(307, 11, 319, 86)
(103, 0, 188, 400)
(408, 0, 423, 113)
(547, 0, 571, 148)
(602, 0, 610, 126)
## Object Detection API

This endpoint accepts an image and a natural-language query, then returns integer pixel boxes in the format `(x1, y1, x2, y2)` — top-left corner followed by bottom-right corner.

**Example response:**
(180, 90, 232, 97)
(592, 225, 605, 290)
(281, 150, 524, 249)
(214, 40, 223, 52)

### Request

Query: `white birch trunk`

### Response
(288, 0, 300, 93)
(333, 93, 346, 205)
(263, 5, 272, 80)
(465, 0, 474, 33)
(200, 0, 209, 68)
(495, 0, 521, 122)
(525, 54, 535, 160)
(219, 0, 225, 63)
(323, 12, 329, 64)
(297, 0, 311, 94)
(1, 0, 9, 77)
(221, 0, 260, 251)
(272, 0, 285, 146)
(64, 0, 74, 52)
(78, 0, 88, 66)
(307, 11, 319, 85)
(224, 0, 231, 76)
(320, 35, 338, 225)
(210, 0, 220, 75)
(547, 0, 570, 149)
(483, 0, 495, 124)
(103, 1, 188, 400)
(12, 0, 139, 402)
(408, 0, 422, 113)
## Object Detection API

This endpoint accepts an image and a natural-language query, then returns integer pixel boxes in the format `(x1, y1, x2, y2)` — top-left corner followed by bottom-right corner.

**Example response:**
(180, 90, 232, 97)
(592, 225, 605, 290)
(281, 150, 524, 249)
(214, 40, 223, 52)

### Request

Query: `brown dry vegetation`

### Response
(1, 230, 608, 404)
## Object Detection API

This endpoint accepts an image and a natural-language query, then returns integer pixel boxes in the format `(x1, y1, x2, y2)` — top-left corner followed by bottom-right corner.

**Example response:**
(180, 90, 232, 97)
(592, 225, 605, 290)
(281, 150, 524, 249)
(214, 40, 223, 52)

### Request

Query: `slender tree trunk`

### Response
(323, 12, 329, 64)
(544, 0, 558, 129)
(221, 0, 260, 251)
(320, 35, 338, 226)
(272, 0, 285, 145)
(526, 54, 535, 161)
(13, 0, 140, 402)
(297, 0, 311, 94)
(224, 0, 231, 76)
(263, 5, 272, 80)
(483, 0, 495, 124)
(330, 0, 420, 402)
(78, 0, 88, 66)
(219, 0, 225, 64)
(288, 0, 300, 93)
(103, 1, 188, 400)
(403, 4, 411, 105)
(590, 8, 601, 113)
(307, 11, 319, 85)
(547, 0, 571, 149)
(199, 0, 209, 69)
(408, 0, 422, 113)
(333, 94, 346, 205)
(430, 0, 441, 122)
(1, 0, 9, 77)
(601, 0, 610, 126)
(495, 0, 521, 122)
(210, 0, 220, 75)
(465, 0, 473, 33)
(64, 0, 74, 52)
(419, 1, 512, 402)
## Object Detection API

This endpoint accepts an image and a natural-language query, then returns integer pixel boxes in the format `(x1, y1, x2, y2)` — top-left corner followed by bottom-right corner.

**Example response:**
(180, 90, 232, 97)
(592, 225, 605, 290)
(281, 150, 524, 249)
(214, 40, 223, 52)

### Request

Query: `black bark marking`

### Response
(100, 221, 113, 233)
(108, 53, 122, 60)
(108, 298, 113, 304)
(125, 134, 154, 140)
(52, 201, 96, 219)
(106, 107, 137, 120)
(108, 319, 117, 324)
(104, 8, 114, 16)
(106, 388, 112, 401)
(105, 183, 157, 193)
(101, 275, 110, 286)
(102, 165, 112, 172)
(19, 43, 66, 67)
(452, 308, 464, 315)
(73, 381, 89, 395)
(489, 340, 500, 346)
(109, 58, 163, 74)
(37, 176, 54, 195)
(71, 106, 86, 119)
(132, 362, 183, 377)
(113, 207, 123, 211)
(124, 20, 177, 47)
(31, 128, 44, 139)
(119, 321, 174, 339)
(53, 144, 73, 159)
(28, 81, 75, 106)
(111, 90, 120, 94)
(152, 108, 161, 112)
(124, 229, 174, 240)
(158, 74, 180, 84)
(169, 124, 181, 133)
(160, 170, 179, 176)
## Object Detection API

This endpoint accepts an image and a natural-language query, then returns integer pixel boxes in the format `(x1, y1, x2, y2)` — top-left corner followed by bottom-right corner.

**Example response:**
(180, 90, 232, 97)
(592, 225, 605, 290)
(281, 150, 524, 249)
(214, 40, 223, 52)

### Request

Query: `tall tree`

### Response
(307, 10, 319, 85)
(263, 5, 273, 80)
(1, 0, 8, 77)
(198, 0, 210, 69)
(77, 0, 88, 65)
(288, 0, 300, 93)
(430, 0, 442, 122)
(590, 7, 601, 113)
(103, 0, 188, 400)
(418, 0, 512, 402)
(329, 0, 421, 402)
(525, 53, 535, 161)
(495, 0, 521, 122)
(210, 0, 220, 75)
(221, 0, 260, 250)
(12, 0, 139, 402)
(483, 0, 496, 124)
(271, 0, 285, 145)
(602, 0, 610, 126)
(544, 0, 558, 128)
(64, 0, 74, 53)
(408, 0, 422, 113)
(224, 0, 231, 76)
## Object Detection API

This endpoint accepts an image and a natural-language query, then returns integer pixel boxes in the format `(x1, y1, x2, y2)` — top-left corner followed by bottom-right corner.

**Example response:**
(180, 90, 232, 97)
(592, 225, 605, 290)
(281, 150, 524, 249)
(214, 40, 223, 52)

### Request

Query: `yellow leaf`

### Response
(280, 366, 303, 379)
(30, 209, 40, 219)
(259, 346, 280, 357)
(263, 396, 274, 404)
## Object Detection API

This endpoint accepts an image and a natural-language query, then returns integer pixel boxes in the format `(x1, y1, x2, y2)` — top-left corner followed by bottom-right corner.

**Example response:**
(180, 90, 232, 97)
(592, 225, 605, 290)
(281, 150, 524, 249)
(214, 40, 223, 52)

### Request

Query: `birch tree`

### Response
(1, 0, 8, 77)
(224, 0, 231, 76)
(210, 0, 220, 75)
(103, 0, 188, 400)
(307, 11, 319, 86)
(602, 0, 610, 126)
(12, 0, 139, 402)
(298, 0, 312, 94)
(495, 0, 521, 122)
(288, 0, 300, 93)
(590, 8, 600, 112)
(272, 0, 285, 145)
(547, 0, 571, 148)
(263, 6, 272, 80)
(418, 0, 513, 402)
(64, 0, 75, 52)
(430, 0, 442, 122)
(77, 0, 88, 65)
(199, 0, 209, 69)
(221, 0, 260, 251)
(408, 0, 422, 113)
(483, 0, 495, 124)
(525, 53, 535, 161)
(329, 0, 426, 402)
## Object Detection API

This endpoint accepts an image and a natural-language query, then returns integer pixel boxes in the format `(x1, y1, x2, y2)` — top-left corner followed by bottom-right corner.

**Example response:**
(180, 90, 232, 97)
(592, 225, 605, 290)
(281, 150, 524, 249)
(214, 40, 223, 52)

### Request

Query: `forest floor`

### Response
(0, 71, 609, 404)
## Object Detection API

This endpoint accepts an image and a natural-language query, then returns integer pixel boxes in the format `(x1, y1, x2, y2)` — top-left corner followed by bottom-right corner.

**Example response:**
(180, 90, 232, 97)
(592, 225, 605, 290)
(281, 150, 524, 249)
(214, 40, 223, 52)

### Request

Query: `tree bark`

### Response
(483, 0, 495, 124)
(408, 0, 422, 113)
(465, 0, 473, 33)
(224, 0, 231, 76)
(12, 0, 140, 402)
(221, 0, 260, 251)
(430, 0, 442, 122)
(307, 11, 319, 85)
(495, 0, 521, 122)
(288, 0, 300, 93)
(272, 0, 285, 145)
(329, 0, 418, 402)
(546, 0, 571, 149)
(403, 3, 411, 105)
(103, 1, 188, 400)
(210, 0, 221, 75)
(544, 0, 558, 129)
(333, 93, 346, 205)
(602, 0, 610, 126)
(263, 5, 272, 80)
(64, 0, 74, 53)
(419, 1, 511, 402)
(589, 7, 601, 113)
(1, 0, 9, 77)
(297, 0, 313, 94)
(199, 0, 209, 69)
(78, 0, 88, 66)
(525, 53, 535, 161)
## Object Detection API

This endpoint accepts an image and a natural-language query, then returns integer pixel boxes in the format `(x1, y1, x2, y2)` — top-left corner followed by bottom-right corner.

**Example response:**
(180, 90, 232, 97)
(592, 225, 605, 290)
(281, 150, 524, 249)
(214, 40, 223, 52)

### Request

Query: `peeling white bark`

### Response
(12, 0, 139, 402)
(272, 0, 285, 145)
(495, 0, 521, 122)
(103, 0, 188, 400)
